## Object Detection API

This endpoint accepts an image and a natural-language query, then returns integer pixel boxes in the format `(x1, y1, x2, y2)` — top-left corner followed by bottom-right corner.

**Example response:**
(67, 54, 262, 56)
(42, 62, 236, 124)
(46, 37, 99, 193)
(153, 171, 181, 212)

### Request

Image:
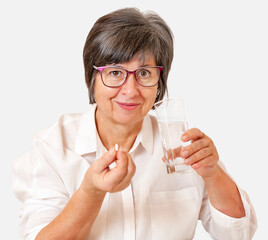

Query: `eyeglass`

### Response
(93, 65, 163, 87)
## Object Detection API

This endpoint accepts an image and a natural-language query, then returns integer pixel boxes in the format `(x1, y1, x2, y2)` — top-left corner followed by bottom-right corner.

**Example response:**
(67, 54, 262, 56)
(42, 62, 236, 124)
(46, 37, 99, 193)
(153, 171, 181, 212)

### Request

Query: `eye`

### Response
(138, 69, 150, 78)
(110, 70, 122, 77)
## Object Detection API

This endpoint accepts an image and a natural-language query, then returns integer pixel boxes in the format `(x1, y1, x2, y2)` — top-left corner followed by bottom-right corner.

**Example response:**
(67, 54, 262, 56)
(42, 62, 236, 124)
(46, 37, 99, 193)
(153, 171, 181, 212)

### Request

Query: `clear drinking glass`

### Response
(154, 98, 193, 174)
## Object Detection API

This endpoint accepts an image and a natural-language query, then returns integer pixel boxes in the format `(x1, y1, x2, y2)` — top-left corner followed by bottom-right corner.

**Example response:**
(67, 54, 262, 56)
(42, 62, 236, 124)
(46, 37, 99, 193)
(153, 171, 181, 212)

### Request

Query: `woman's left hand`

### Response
(181, 128, 220, 178)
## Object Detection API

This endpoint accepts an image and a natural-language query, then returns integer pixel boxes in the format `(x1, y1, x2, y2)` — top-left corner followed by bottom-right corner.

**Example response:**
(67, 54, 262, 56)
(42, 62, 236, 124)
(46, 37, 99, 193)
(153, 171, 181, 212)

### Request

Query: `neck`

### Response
(95, 108, 143, 152)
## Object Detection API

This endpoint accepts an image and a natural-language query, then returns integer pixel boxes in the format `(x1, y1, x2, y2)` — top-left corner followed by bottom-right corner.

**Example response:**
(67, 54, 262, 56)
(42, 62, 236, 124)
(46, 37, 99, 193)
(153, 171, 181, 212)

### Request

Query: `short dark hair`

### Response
(83, 8, 174, 105)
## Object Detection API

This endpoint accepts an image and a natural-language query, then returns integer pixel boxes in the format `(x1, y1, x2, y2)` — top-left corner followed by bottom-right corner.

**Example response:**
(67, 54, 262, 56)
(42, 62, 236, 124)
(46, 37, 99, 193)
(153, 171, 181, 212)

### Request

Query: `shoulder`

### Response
(36, 112, 83, 138)
(34, 105, 96, 151)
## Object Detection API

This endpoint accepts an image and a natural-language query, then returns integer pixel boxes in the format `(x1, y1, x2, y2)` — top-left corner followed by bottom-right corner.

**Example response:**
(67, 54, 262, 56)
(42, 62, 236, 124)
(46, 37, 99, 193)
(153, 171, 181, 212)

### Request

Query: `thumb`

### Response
(94, 148, 116, 173)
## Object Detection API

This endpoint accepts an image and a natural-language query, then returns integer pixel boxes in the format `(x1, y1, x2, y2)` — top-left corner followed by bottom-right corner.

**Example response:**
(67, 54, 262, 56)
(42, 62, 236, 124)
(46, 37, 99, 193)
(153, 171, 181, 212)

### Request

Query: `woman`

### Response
(13, 8, 257, 240)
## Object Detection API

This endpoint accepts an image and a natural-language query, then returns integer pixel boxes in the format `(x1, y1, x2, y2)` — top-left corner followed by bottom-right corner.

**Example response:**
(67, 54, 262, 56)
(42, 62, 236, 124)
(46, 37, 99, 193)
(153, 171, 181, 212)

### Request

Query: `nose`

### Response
(120, 72, 139, 97)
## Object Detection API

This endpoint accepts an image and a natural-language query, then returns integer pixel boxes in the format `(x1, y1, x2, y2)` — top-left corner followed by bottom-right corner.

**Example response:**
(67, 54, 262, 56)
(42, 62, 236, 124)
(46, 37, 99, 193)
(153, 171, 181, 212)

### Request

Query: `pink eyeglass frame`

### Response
(93, 65, 163, 87)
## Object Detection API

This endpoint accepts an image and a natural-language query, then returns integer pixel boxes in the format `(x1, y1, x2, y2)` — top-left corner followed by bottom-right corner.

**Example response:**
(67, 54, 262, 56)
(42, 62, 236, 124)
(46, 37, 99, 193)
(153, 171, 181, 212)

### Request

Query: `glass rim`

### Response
(154, 98, 188, 122)
(154, 98, 185, 108)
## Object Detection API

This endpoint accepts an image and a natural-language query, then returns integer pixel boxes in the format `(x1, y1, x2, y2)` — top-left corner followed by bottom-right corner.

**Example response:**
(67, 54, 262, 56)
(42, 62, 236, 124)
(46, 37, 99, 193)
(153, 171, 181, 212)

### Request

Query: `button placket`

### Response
(122, 183, 136, 240)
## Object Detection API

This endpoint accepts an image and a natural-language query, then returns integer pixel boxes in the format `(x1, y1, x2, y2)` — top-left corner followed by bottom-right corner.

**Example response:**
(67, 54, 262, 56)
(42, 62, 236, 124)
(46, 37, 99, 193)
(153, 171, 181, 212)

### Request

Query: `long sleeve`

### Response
(198, 167, 257, 239)
(13, 138, 70, 240)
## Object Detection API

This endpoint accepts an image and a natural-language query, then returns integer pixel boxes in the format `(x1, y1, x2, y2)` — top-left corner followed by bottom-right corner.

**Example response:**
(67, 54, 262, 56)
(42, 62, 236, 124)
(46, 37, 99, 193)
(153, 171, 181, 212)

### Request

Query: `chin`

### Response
(113, 112, 143, 126)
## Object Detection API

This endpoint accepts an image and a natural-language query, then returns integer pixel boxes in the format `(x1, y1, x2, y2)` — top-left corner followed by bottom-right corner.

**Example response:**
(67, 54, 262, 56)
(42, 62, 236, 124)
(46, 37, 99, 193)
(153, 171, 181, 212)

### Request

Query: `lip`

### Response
(116, 101, 141, 111)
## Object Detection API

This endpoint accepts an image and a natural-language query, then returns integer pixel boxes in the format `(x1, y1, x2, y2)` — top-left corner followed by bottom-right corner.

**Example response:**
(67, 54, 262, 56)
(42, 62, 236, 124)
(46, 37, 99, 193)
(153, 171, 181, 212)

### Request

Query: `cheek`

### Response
(144, 88, 158, 105)
(138, 88, 158, 112)
(94, 78, 119, 102)
(95, 88, 119, 101)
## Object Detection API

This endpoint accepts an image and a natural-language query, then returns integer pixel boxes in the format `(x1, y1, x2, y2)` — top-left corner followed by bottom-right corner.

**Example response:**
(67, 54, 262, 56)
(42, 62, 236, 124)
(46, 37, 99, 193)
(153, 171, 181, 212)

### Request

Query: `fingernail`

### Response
(184, 157, 191, 164)
(182, 135, 187, 141)
(182, 151, 189, 158)
(192, 163, 198, 169)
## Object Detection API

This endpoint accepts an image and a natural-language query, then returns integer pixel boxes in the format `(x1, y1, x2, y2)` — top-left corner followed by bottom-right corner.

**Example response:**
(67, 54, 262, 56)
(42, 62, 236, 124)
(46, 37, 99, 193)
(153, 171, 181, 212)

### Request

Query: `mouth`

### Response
(116, 101, 141, 111)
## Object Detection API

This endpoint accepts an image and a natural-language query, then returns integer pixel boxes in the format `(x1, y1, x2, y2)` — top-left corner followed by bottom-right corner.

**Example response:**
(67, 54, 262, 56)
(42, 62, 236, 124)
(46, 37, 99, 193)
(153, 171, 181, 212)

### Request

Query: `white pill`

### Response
(115, 144, 119, 151)
(109, 161, 116, 169)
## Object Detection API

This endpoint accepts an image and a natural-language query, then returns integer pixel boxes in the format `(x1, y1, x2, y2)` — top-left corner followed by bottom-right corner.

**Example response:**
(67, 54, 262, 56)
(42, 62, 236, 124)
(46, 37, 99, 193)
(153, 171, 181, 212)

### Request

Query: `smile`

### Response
(116, 102, 140, 111)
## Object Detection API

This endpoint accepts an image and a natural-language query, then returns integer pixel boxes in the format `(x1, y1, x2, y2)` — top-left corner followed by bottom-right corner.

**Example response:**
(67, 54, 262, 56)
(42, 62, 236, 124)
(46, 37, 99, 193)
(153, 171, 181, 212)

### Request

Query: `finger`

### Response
(181, 139, 209, 158)
(181, 128, 204, 142)
(184, 147, 212, 165)
(163, 146, 183, 162)
(114, 150, 129, 172)
(191, 155, 216, 170)
(115, 153, 136, 190)
(172, 146, 183, 158)
(93, 148, 116, 173)
(107, 150, 129, 185)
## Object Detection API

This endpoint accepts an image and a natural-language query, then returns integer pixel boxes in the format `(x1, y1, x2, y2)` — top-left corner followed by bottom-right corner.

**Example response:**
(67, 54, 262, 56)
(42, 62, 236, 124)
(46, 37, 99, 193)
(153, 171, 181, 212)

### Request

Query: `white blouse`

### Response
(13, 104, 257, 240)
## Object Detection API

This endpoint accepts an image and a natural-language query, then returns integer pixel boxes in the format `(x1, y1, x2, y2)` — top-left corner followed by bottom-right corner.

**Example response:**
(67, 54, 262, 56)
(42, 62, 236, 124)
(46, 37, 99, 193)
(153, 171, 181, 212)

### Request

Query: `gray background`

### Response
(1, 0, 267, 239)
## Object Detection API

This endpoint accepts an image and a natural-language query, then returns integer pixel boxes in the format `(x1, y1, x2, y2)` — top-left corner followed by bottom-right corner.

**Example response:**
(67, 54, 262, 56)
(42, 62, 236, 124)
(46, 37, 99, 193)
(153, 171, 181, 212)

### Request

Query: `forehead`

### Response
(117, 51, 156, 67)
(137, 51, 156, 64)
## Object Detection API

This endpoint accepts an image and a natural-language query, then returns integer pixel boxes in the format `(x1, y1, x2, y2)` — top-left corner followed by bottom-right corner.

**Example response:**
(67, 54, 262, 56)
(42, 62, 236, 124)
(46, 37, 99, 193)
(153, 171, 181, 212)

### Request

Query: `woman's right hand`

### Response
(36, 148, 134, 240)
(81, 148, 136, 196)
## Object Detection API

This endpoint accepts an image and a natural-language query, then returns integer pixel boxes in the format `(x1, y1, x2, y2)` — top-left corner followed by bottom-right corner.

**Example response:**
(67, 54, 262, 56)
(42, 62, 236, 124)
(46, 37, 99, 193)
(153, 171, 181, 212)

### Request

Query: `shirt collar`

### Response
(129, 114, 153, 154)
(75, 104, 154, 155)
(75, 104, 98, 155)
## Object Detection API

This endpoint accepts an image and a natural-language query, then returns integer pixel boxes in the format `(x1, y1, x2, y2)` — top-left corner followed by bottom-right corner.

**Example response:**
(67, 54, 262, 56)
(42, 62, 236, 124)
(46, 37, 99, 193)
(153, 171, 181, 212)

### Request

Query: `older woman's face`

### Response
(94, 53, 158, 126)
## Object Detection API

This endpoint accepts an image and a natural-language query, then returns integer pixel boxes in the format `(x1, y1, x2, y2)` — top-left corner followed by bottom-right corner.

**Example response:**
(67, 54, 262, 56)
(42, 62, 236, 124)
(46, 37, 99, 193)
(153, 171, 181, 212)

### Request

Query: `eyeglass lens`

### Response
(101, 67, 160, 87)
